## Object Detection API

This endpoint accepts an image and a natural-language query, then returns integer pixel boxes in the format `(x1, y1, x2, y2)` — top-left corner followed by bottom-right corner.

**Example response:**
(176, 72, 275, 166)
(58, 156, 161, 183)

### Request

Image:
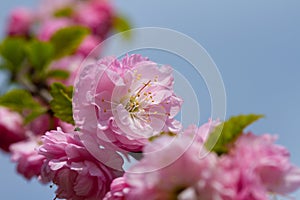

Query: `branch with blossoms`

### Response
(1, 1, 300, 200)
(0, 0, 130, 188)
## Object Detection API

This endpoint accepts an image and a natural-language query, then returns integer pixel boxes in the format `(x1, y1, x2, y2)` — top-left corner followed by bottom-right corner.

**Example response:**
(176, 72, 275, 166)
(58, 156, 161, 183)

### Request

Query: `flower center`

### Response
(125, 96, 140, 113)
(125, 80, 152, 114)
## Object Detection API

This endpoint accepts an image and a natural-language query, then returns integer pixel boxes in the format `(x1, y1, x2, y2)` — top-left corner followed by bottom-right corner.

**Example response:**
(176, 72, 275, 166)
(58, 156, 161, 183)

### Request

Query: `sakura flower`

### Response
(39, 128, 123, 200)
(6, 7, 33, 36)
(27, 114, 54, 136)
(219, 155, 270, 200)
(73, 54, 183, 152)
(37, 0, 114, 39)
(183, 119, 219, 144)
(183, 163, 242, 200)
(0, 107, 26, 152)
(74, 0, 113, 37)
(76, 34, 101, 57)
(124, 133, 221, 200)
(104, 177, 129, 200)
(229, 133, 300, 195)
(10, 137, 45, 180)
(177, 155, 236, 200)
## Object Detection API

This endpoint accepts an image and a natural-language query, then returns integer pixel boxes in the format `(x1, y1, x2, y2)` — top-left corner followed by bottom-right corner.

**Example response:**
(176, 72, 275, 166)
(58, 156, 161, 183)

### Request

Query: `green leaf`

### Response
(50, 26, 90, 59)
(50, 82, 74, 124)
(0, 89, 47, 124)
(112, 15, 131, 39)
(0, 37, 26, 72)
(46, 69, 70, 80)
(26, 40, 54, 71)
(205, 114, 264, 155)
(54, 7, 73, 18)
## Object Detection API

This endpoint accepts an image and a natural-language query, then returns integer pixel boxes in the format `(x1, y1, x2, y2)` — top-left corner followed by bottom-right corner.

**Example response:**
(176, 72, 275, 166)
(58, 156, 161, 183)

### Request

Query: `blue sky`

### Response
(0, 0, 300, 199)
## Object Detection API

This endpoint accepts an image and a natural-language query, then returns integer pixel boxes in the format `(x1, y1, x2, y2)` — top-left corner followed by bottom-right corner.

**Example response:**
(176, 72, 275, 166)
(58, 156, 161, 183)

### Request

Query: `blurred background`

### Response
(1, 0, 299, 199)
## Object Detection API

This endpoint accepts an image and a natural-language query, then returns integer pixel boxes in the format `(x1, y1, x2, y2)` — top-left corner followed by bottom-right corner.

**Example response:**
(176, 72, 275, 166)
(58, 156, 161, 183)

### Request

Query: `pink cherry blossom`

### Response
(27, 114, 54, 136)
(37, 0, 114, 39)
(228, 133, 300, 195)
(104, 177, 129, 200)
(6, 7, 33, 36)
(0, 107, 26, 152)
(74, 0, 113, 37)
(39, 128, 123, 200)
(219, 155, 270, 200)
(178, 157, 236, 200)
(10, 137, 45, 180)
(73, 54, 183, 152)
(183, 119, 219, 144)
(58, 120, 76, 133)
(124, 133, 221, 200)
(77, 35, 101, 57)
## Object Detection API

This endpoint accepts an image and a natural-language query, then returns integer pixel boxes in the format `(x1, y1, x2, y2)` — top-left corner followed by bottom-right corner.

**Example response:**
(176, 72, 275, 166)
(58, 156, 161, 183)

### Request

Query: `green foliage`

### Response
(46, 69, 70, 80)
(0, 89, 47, 124)
(50, 82, 74, 124)
(50, 26, 90, 59)
(0, 37, 27, 72)
(205, 114, 264, 155)
(112, 15, 131, 39)
(26, 40, 54, 71)
(54, 7, 73, 18)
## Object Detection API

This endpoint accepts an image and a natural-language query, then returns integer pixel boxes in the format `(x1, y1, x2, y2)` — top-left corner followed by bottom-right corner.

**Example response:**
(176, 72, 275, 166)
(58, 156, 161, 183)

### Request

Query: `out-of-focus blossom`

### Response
(39, 128, 123, 200)
(225, 133, 300, 196)
(0, 107, 26, 152)
(37, 0, 114, 39)
(124, 133, 225, 200)
(183, 119, 219, 144)
(104, 177, 129, 200)
(219, 155, 270, 200)
(77, 34, 101, 57)
(10, 137, 45, 180)
(74, 0, 113, 37)
(27, 114, 54, 136)
(113, 127, 300, 200)
(178, 159, 237, 200)
(6, 7, 33, 36)
(73, 54, 183, 152)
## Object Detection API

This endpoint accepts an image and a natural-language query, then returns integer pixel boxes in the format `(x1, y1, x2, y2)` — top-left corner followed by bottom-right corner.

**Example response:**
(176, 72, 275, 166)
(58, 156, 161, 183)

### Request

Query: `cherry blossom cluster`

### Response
(104, 128, 300, 200)
(0, 0, 127, 197)
(0, 1, 299, 199)
(44, 54, 300, 199)
(7, 0, 114, 57)
(1, 0, 116, 150)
